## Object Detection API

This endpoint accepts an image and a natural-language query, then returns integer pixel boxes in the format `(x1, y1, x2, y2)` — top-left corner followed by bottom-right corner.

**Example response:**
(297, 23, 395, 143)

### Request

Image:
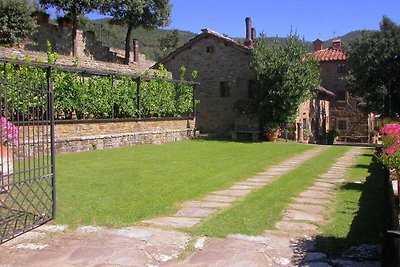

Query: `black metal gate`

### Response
(0, 62, 55, 244)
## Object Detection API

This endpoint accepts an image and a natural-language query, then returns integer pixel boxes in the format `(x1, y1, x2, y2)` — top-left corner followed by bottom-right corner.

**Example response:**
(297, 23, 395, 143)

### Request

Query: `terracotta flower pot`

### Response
(1, 145, 14, 193)
(266, 129, 280, 142)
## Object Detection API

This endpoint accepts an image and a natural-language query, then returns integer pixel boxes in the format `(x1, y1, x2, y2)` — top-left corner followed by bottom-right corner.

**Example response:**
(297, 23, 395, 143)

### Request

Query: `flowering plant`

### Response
(379, 123, 400, 175)
(0, 117, 19, 146)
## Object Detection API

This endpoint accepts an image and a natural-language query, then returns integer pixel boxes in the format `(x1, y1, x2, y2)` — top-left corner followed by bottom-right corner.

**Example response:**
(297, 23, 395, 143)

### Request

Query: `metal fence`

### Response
(0, 65, 55, 244)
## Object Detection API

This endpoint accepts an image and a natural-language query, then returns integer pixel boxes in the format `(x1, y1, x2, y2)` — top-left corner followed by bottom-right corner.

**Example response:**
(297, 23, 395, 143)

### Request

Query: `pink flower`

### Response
(0, 117, 19, 146)
(380, 124, 400, 135)
(384, 147, 397, 155)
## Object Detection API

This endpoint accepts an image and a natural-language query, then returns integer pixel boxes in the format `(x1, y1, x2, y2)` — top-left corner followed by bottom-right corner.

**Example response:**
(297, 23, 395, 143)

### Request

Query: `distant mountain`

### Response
(81, 18, 375, 60)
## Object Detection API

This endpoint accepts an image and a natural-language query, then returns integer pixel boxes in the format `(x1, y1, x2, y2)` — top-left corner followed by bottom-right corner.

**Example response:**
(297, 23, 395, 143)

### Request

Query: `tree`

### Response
(250, 33, 320, 129)
(347, 16, 400, 116)
(156, 29, 179, 60)
(0, 0, 37, 46)
(39, 0, 100, 56)
(101, 0, 171, 64)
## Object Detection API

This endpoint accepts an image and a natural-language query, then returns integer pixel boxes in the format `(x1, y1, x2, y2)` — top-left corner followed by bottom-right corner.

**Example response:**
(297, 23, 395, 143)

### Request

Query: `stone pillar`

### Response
(132, 39, 139, 63)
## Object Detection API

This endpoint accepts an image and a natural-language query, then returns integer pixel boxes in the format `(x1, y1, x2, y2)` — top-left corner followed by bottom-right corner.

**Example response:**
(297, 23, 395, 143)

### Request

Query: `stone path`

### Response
(168, 147, 381, 266)
(0, 146, 381, 266)
(142, 146, 327, 229)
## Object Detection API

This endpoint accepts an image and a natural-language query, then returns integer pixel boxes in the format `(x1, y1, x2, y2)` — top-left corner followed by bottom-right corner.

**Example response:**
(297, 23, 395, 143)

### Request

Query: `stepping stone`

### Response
(247, 178, 270, 183)
(227, 234, 270, 245)
(235, 182, 265, 187)
(294, 197, 331, 205)
(275, 221, 318, 231)
(308, 186, 334, 192)
(203, 195, 237, 203)
(213, 189, 251, 196)
(230, 185, 257, 190)
(317, 178, 345, 184)
(182, 201, 231, 208)
(314, 181, 336, 188)
(284, 210, 324, 222)
(300, 190, 331, 199)
(143, 217, 201, 228)
(289, 203, 326, 214)
(176, 208, 217, 217)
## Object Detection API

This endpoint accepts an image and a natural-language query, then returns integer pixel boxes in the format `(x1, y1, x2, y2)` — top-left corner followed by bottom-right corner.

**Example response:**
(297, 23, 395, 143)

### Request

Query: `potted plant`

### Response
(303, 129, 312, 144)
(31, 10, 50, 24)
(0, 117, 19, 193)
(326, 129, 340, 145)
(264, 123, 281, 142)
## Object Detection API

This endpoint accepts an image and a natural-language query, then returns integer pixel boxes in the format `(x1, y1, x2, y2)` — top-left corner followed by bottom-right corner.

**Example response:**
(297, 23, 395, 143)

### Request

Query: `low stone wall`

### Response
(55, 118, 195, 154)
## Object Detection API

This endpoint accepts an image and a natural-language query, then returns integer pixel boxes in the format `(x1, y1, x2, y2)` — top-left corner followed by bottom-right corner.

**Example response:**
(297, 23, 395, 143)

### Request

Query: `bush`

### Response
(0, 0, 37, 45)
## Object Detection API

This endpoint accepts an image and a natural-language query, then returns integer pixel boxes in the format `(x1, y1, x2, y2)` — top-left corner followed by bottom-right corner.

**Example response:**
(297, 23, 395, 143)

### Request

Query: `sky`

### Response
(80, 0, 400, 41)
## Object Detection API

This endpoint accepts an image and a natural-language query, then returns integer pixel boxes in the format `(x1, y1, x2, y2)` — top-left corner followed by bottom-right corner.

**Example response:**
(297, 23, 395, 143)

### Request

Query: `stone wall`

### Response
(17, 118, 195, 155)
(320, 61, 370, 138)
(163, 36, 255, 135)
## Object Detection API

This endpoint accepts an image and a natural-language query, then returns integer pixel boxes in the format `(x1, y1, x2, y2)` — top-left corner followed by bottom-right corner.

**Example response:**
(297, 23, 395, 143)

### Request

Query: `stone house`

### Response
(313, 39, 372, 142)
(154, 18, 331, 140)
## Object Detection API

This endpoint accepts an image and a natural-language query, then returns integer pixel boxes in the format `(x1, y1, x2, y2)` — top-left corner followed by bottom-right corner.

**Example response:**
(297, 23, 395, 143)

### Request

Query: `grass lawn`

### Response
(189, 146, 350, 238)
(55, 139, 312, 227)
(316, 149, 385, 255)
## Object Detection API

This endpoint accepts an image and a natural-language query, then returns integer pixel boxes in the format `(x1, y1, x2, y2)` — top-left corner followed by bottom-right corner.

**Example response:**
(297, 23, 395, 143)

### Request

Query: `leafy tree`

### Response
(347, 16, 400, 116)
(250, 33, 320, 129)
(39, 0, 100, 56)
(156, 29, 179, 60)
(0, 0, 37, 46)
(101, 0, 171, 64)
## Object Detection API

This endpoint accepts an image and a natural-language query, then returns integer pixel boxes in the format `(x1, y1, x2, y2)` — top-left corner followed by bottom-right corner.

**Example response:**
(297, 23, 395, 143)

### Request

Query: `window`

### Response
(337, 91, 347, 102)
(220, 81, 231, 97)
(248, 79, 261, 99)
(206, 46, 214, 53)
(302, 118, 307, 129)
(337, 119, 348, 131)
(337, 63, 346, 73)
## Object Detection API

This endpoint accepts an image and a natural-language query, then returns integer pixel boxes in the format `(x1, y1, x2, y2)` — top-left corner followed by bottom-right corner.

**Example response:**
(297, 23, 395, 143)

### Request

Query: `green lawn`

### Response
(316, 149, 385, 254)
(189, 146, 349, 237)
(55, 139, 312, 227)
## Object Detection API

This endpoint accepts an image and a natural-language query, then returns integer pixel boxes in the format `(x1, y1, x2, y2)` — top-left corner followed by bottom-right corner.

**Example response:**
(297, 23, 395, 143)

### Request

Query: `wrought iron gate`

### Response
(0, 62, 55, 244)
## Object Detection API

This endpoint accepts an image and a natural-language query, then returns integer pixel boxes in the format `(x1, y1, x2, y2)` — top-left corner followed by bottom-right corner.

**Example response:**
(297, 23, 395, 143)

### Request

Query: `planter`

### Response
(266, 129, 280, 142)
(303, 137, 310, 144)
(0, 145, 14, 193)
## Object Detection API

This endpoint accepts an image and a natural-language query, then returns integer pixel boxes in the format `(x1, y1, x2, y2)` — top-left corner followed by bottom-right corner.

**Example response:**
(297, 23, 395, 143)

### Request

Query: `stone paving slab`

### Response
(213, 189, 251, 196)
(275, 221, 318, 231)
(246, 178, 270, 183)
(182, 201, 231, 208)
(203, 195, 237, 203)
(289, 203, 326, 214)
(235, 181, 265, 187)
(0, 226, 190, 266)
(314, 181, 336, 188)
(283, 210, 324, 222)
(176, 207, 217, 217)
(294, 197, 331, 205)
(230, 184, 258, 190)
(300, 190, 331, 199)
(142, 217, 201, 228)
(308, 185, 335, 192)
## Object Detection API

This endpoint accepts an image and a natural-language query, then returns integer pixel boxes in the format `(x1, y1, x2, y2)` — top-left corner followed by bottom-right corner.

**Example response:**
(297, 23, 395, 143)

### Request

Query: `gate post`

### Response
(47, 67, 56, 219)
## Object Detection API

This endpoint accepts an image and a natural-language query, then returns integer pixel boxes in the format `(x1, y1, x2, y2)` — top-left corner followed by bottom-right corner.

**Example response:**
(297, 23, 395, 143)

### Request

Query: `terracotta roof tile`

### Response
(314, 48, 348, 62)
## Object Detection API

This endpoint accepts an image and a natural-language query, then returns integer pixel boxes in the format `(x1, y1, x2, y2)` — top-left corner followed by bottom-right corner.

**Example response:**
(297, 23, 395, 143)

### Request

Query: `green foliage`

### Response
(347, 16, 400, 115)
(155, 29, 180, 60)
(100, 0, 171, 63)
(326, 129, 340, 145)
(0, 0, 37, 45)
(0, 53, 195, 119)
(250, 32, 320, 128)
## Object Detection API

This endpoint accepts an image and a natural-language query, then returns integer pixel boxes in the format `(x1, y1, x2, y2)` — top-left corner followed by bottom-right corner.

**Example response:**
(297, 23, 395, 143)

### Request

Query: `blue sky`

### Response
(80, 0, 400, 41)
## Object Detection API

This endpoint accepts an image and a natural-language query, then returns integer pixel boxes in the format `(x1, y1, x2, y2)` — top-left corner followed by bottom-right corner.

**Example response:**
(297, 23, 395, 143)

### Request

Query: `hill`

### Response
(80, 18, 372, 60)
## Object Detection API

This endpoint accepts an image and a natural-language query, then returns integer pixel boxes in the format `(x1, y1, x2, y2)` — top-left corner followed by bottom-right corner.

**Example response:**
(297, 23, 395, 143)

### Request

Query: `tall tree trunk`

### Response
(124, 25, 133, 65)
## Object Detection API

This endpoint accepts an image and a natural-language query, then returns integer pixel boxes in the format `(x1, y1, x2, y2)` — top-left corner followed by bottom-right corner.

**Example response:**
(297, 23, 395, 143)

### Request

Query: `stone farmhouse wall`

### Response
(163, 36, 256, 134)
(319, 61, 369, 138)
(17, 119, 195, 155)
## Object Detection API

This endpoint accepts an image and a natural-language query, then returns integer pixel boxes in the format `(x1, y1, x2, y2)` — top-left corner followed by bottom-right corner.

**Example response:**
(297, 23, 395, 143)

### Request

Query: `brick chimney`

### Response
(251, 27, 256, 42)
(332, 39, 342, 49)
(244, 17, 254, 47)
(132, 39, 139, 63)
(313, 39, 324, 51)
